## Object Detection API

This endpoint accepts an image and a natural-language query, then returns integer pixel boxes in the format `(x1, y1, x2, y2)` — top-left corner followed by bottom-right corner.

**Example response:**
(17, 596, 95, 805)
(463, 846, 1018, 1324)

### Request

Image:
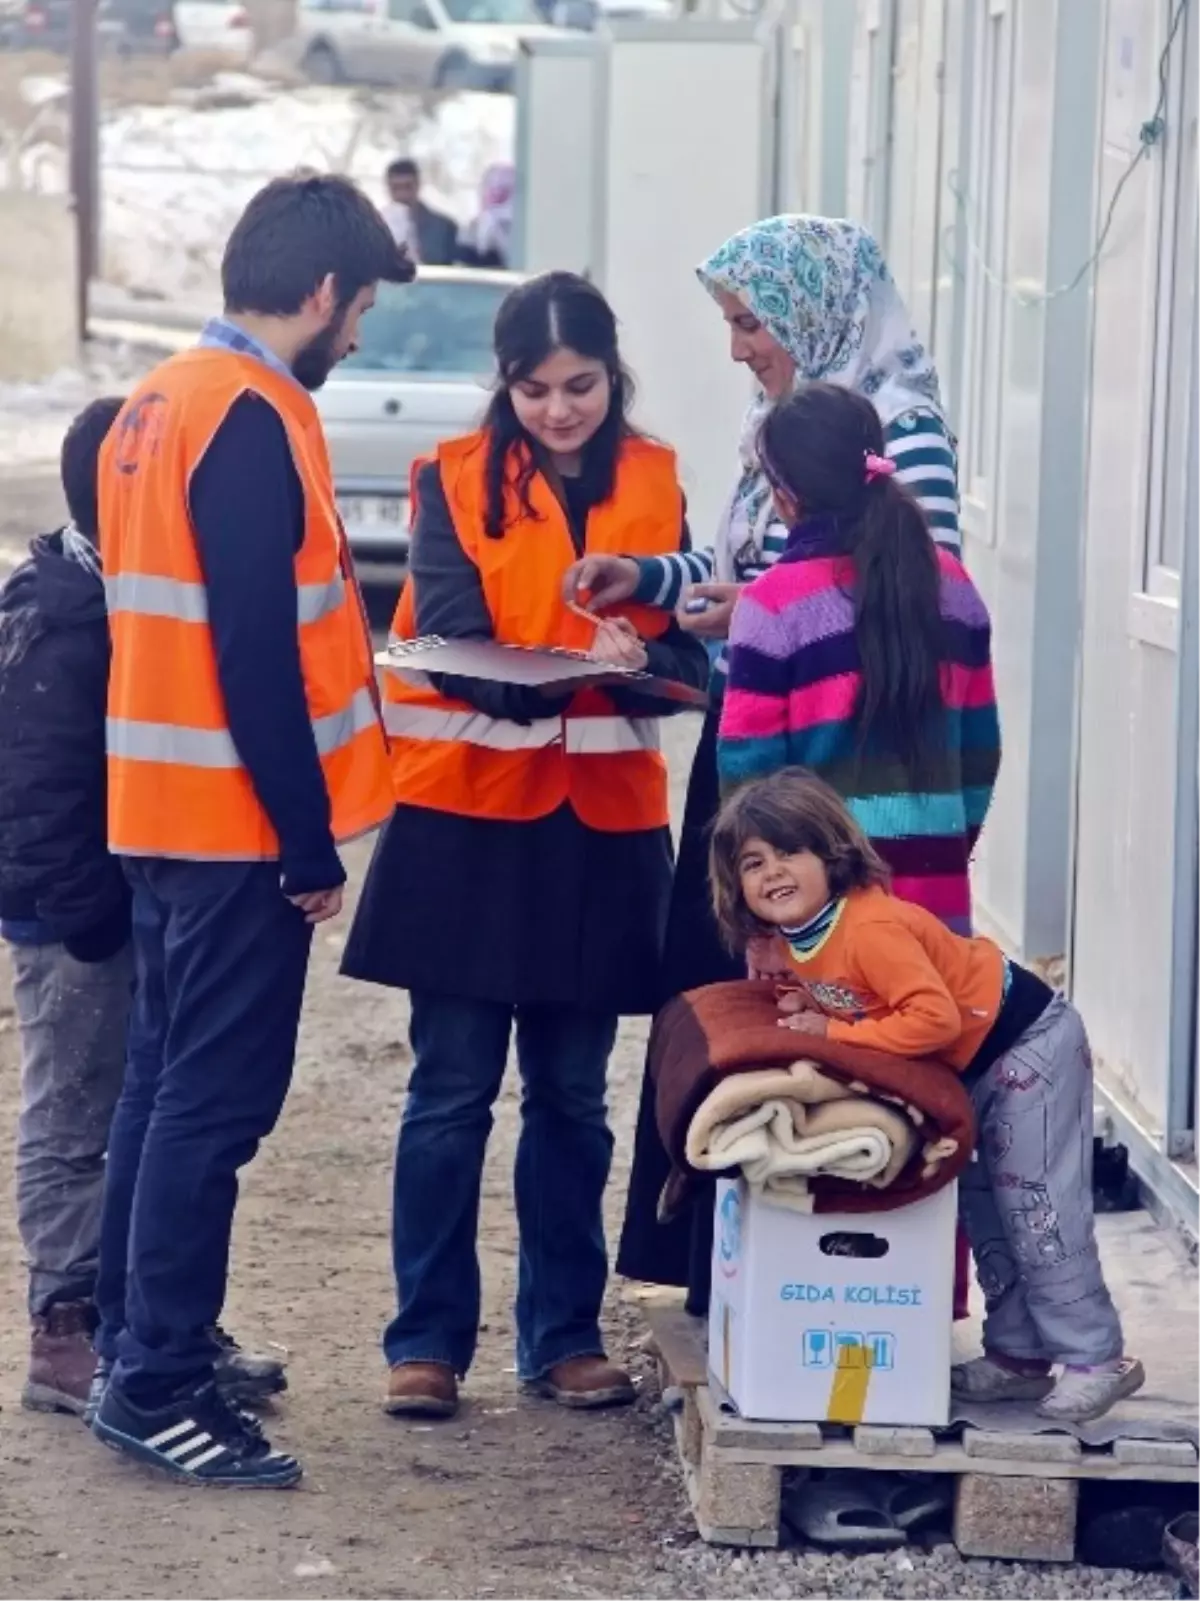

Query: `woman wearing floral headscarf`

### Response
(565, 216, 968, 1306)
(457, 162, 515, 269)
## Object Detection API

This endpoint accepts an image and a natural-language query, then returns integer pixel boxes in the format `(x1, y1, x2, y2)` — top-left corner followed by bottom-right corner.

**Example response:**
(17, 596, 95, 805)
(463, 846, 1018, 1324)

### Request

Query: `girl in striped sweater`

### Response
(718, 381, 1000, 936)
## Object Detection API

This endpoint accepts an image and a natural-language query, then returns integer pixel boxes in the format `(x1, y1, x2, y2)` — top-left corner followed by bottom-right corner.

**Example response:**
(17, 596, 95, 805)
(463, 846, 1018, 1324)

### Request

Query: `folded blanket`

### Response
(684, 1063, 920, 1211)
(651, 979, 975, 1215)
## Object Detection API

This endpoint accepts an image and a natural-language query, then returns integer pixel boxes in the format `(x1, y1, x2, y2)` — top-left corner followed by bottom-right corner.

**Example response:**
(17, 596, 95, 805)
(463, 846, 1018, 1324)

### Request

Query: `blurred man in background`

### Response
(382, 157, 457, 266)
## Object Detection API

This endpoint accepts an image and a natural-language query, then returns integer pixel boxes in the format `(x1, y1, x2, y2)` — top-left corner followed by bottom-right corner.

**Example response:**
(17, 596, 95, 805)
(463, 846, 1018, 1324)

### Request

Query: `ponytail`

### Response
(757, 382, 949, 786)
(848, 475, 947, 785)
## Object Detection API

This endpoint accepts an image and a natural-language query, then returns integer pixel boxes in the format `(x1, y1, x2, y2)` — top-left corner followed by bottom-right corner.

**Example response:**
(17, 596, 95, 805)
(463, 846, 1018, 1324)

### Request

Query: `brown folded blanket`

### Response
(651, 979, 976, 1215)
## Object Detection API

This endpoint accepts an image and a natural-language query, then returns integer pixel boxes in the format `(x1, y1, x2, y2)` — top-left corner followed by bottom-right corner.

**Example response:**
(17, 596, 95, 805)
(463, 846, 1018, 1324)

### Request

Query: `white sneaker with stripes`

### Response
(92, 1377, 301, 1487)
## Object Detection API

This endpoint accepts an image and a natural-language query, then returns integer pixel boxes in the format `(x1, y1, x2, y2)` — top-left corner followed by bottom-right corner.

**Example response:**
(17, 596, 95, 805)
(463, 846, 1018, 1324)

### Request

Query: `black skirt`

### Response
(615, 709, 739, 1304)
(341, 800, 673, 1016)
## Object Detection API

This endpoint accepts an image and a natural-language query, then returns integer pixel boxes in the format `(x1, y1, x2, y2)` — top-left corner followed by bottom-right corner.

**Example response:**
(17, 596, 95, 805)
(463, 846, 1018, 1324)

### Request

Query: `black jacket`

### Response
(0, 532, 130, 959)
(414, 203, 459, 267)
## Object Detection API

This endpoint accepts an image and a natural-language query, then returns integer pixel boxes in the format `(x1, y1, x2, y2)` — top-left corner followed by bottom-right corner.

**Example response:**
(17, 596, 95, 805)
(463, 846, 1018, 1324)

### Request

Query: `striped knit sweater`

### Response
(630, 408, 959, 687)
(717, 516, 1000, 934)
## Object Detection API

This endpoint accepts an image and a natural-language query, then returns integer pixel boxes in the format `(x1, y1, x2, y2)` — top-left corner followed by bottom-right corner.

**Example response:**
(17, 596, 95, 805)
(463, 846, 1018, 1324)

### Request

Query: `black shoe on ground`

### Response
(92, 1378, 301, 1488)
(211, 1325, 288, 1402)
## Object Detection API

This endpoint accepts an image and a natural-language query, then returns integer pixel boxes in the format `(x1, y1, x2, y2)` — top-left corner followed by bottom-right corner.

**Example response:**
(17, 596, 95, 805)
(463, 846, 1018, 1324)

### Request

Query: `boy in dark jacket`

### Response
(0, 399, 132, 1413)
(0, 400, 284, 1417)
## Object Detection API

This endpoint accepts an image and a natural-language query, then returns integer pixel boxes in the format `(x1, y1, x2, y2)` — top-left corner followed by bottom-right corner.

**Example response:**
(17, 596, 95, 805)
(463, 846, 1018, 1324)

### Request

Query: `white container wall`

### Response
(878, 0, 947, 347)
(512, 37, 599, 276)
(1068, 0, 1198, 1181)
(835, 0, 1197, 1209)
(589, 21, 775, 544)
(936, 0, 1104, 966)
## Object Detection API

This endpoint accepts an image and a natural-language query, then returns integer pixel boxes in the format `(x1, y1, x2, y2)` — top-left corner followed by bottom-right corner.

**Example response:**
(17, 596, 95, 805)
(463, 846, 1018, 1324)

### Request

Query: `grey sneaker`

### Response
(83, 1356, 113, 1427)
(950, 1355, 1054, 1403)
(210, 1326, 287, 1402)
(1036, 1357, 1146, 1423)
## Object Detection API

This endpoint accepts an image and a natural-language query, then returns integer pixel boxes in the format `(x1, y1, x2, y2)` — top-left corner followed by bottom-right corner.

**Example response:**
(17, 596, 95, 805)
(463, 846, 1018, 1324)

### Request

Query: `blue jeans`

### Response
(95, 860, 311, 1392)
(386, 993, 619, 1379)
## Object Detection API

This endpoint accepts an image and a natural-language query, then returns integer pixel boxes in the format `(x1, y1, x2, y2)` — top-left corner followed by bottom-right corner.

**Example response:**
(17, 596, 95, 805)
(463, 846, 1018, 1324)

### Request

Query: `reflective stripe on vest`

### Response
(383, 700, 660, 755)
(109, 685, 379, 769)
(105, 570, 346, 627)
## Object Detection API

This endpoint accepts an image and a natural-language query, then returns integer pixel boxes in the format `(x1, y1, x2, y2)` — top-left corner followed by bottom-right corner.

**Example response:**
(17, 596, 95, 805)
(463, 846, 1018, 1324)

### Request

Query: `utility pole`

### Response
(69, 0, 100, 343)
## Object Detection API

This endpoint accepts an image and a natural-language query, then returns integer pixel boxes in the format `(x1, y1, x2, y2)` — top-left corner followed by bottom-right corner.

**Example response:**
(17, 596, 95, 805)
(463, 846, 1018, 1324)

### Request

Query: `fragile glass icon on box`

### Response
(801, 1330, 833, 1368)
(802, 1330, 897, 1369)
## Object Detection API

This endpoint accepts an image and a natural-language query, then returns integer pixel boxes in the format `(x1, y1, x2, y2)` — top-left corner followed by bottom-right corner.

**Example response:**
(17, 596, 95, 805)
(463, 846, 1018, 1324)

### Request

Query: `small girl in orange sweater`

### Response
(709, 766, 1143, 1424)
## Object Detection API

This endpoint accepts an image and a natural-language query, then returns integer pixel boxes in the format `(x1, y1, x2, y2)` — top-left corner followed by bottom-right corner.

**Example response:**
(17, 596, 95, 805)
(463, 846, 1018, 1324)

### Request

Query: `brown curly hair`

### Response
(709, 768, 890, 952)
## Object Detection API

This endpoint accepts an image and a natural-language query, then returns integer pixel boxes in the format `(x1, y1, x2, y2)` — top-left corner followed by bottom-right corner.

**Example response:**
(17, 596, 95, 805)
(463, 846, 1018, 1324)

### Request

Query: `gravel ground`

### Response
(653, 1542, 1179, 1599)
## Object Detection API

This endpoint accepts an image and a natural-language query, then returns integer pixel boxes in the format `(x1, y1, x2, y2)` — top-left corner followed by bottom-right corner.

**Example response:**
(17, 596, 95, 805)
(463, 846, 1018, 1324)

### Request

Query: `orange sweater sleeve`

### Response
(825, 919, 963, 1058)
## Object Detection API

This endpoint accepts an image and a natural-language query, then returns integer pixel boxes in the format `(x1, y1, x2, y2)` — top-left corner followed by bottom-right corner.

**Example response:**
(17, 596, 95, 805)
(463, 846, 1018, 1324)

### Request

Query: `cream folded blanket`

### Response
(684, 1061, 919, 1212)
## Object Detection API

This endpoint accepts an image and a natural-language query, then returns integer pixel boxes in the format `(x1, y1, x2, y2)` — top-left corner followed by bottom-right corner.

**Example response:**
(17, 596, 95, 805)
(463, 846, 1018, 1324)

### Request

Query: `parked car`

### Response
(109, 0, 179, 52)
(294, 0, 571, 93)
(172, 0, 255, 59)
(316, 266, 520, 575)
(0, 1, 252, 57)
(0, 0, 127, 50)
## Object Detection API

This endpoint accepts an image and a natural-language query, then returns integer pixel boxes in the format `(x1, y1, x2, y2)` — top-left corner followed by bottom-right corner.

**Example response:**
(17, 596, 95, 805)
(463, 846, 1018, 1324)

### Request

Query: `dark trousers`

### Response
(386, 992, 618, 1380)
(95, 860, 312, 1392)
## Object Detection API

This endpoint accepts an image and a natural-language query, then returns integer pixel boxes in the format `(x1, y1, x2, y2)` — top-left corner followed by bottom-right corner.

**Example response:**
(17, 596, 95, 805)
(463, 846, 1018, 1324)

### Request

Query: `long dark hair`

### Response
(482, 271, 635, 538)
(758, 382, 947, 783)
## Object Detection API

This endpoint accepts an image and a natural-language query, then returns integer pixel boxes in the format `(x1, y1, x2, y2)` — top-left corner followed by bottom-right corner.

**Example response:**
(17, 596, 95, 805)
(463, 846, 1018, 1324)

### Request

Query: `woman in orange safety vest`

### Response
(342, 272, 708, 1422)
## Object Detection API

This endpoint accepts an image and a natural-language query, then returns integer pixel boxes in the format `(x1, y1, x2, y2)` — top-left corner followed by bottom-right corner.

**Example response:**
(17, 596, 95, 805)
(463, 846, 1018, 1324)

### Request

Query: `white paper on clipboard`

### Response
(376, 636, 709, 708)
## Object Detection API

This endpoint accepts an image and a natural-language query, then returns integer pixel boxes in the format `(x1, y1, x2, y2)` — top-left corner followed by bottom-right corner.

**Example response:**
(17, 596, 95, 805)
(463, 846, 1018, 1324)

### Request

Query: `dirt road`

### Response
(0, 470, 702, 1600)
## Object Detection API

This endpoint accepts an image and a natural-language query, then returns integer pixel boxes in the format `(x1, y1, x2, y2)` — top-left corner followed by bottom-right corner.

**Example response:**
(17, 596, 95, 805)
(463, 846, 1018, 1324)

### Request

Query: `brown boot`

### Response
(527, 1355, 636, 1410)
(22, 1301, 99, 1417)
(383, 1361, 459, 1419)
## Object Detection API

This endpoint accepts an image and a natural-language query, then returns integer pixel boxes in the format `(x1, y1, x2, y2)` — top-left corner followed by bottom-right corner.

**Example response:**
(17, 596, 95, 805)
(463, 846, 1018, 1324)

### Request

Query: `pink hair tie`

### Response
(864, 451, 896, 483)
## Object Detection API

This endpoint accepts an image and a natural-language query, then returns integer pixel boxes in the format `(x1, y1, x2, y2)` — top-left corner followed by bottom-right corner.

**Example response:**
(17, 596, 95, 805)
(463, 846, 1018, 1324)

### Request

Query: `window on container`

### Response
(1144, 0, 1197, 591)
(960, 0, 1014, 541)
(846, 0, 891, 240)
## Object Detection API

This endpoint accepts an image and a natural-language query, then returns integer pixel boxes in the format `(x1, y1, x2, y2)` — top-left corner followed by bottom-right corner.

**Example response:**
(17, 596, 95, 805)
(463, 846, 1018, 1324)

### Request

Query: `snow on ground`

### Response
(0, 73, 512, 467)
(0, 341, 156, 474)
(15, 77, 514, 303)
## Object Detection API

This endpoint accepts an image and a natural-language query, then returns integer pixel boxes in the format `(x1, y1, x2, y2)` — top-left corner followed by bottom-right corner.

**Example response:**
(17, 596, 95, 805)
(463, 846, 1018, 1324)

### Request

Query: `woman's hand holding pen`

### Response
(589, 615, 648, 671)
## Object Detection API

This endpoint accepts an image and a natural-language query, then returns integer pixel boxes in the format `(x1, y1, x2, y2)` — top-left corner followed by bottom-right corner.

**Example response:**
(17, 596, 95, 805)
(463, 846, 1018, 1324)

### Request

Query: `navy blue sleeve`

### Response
(189, 392, 344, 895)
(606, 510, 710, 716)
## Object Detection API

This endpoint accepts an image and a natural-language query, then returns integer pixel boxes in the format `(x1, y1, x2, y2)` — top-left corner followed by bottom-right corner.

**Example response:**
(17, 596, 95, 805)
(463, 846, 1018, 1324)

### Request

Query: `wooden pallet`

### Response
(645, 1306, 1200, 1561)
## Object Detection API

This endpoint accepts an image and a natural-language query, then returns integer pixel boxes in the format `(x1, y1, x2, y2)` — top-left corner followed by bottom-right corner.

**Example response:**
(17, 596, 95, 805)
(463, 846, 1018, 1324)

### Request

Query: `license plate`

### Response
(339, 495, 406, 528)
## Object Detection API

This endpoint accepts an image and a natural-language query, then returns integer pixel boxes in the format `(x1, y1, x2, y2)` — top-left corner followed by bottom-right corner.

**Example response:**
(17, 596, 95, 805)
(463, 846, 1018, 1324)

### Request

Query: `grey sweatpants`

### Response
(10, 941, 133, 1315)
(959, 991, 1124, 1368)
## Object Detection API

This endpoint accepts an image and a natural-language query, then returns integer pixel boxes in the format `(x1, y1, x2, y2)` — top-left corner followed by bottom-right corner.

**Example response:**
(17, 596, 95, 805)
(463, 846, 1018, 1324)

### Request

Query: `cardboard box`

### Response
(707, 1177, 957, 1426)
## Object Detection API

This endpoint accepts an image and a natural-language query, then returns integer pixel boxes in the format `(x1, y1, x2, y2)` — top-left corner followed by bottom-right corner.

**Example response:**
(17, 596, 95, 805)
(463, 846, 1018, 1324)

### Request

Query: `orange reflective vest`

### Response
(384, 430, 682, 832)
(99, 347, 392, 860)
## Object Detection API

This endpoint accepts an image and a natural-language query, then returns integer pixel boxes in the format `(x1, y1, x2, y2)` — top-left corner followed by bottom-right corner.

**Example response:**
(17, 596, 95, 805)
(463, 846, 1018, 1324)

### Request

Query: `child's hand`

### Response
(778, 1010, 829, 1037)
(776, 988, 812, 1015)
(747, 933, 792, 981)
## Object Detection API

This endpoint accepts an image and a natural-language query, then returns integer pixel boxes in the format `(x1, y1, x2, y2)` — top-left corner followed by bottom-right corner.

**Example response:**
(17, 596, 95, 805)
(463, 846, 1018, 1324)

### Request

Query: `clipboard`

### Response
(376, 636, 709, 709)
